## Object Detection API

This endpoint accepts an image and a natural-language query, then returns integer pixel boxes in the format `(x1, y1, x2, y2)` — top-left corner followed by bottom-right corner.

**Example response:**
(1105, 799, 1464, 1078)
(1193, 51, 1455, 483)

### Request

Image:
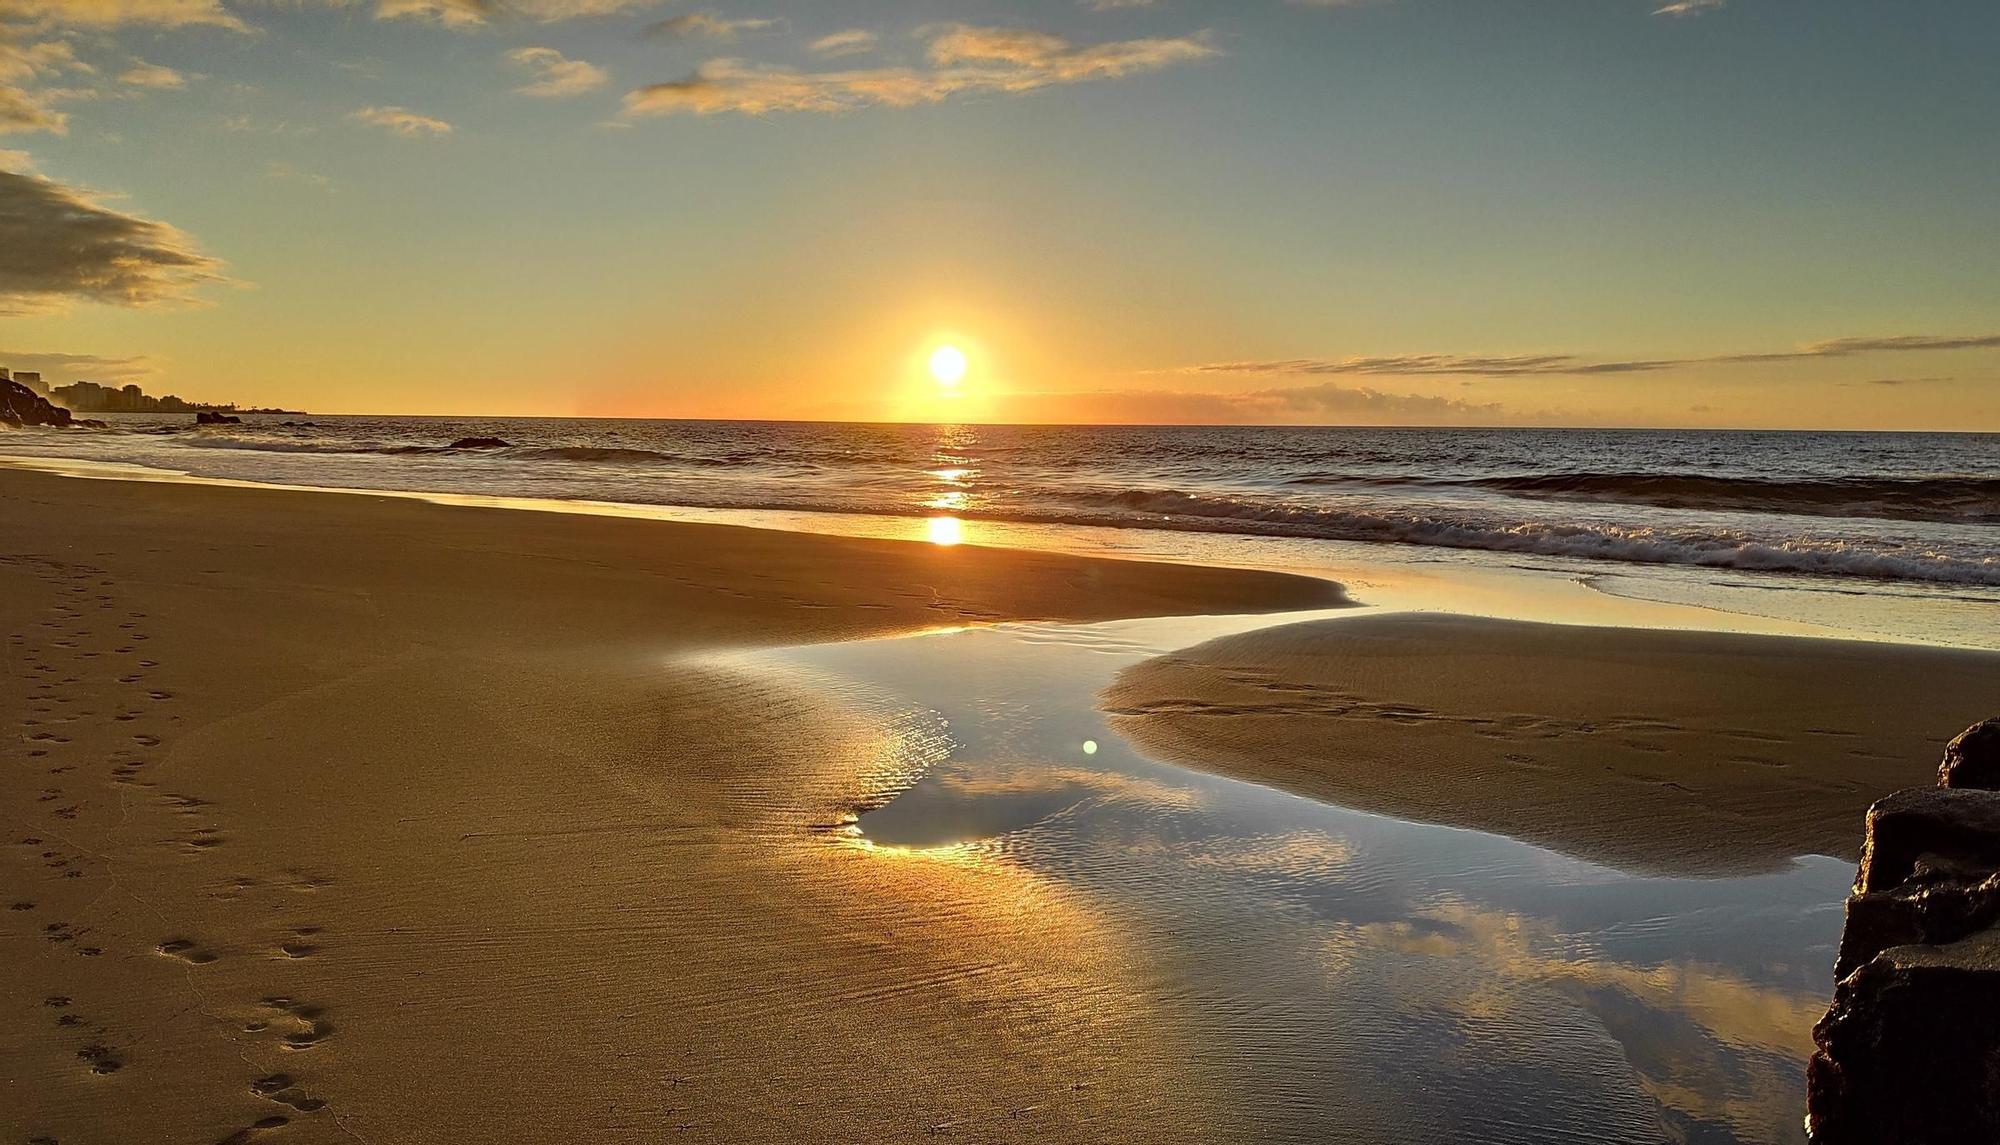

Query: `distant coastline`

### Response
(40, 379, 304, 417)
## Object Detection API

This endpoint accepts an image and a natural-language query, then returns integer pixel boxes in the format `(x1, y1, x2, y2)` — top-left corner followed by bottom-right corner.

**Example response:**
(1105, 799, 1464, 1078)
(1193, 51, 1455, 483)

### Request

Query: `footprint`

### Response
(260, 997, 335, 1050)
(76, 1043, 122, 1074)
(251, 1074, 327, 1112)
(157, 938, 219, 965)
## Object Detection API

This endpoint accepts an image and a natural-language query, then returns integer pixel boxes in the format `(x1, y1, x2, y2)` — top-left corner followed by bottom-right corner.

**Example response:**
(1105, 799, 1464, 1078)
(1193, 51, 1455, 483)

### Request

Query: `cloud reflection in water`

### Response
(749, 615, 1844, 1144)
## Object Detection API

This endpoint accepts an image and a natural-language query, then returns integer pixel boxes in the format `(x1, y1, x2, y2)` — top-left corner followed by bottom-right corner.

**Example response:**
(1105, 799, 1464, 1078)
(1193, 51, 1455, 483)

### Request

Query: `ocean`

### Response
(4, 416, 1996, 635)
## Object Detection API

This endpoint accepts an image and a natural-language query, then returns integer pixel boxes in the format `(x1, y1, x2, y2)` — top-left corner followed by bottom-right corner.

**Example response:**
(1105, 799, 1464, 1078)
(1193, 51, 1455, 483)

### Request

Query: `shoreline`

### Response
(5, 448, 1985, 652)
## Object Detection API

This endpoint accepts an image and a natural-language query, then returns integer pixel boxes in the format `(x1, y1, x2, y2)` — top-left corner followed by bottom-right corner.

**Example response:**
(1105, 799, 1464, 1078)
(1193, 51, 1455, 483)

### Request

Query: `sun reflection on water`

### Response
(925, 516, 965, 546)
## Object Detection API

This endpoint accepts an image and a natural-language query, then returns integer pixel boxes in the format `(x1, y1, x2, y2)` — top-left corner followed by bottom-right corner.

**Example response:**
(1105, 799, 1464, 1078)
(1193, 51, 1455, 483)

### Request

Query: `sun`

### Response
(929, 345, 968, 388)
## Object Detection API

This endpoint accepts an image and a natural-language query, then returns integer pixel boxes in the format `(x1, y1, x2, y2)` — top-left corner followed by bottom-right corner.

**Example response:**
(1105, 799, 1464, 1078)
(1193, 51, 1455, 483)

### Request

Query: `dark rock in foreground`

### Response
(2, 378, 72, 427)
(1943, 719, 2000, 791)
(1808, 718, 2000, 1143)
(449, 436, 510, 449)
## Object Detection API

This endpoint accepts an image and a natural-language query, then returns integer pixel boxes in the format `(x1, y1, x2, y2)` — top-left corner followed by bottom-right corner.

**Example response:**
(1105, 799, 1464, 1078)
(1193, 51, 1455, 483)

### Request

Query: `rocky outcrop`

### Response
(195, 411, 242, 425)
(449, 436, 510, 449)
(1808, 718, 2000, 1144)
(1942, 719, 2000, 790)
(2, 378, 72, 427)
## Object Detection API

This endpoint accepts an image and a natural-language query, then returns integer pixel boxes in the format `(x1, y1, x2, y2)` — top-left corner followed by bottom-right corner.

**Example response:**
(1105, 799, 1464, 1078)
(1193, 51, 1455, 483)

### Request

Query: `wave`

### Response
(514, 445, 756, 466)
(177, 437, 765, 467)
(1288, 471, 2000, 524)
(1062, 489, 2000, 586)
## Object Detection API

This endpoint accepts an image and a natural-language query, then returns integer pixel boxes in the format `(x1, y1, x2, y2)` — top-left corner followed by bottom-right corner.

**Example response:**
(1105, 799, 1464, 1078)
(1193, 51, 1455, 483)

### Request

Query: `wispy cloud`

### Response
(119, 59, 187, 89)
(373, 0, 671, 26)
(507, 46, 606, 98)
(0, 83, 65, 133)
(625, 24, 1218, 118)
(0, 165, 223, 313)
(806, 29, 877, 59)
(351, 104, 452, 136)
(0, 35, 89, 135)
(0, 347, 153, 382)
(0, 0, 247, 30)
(1654, 0, 1725, 16)
(645, 11, 783, 41)
(1186, 334, 2000, 379)
(1013, 381, 1504, 425)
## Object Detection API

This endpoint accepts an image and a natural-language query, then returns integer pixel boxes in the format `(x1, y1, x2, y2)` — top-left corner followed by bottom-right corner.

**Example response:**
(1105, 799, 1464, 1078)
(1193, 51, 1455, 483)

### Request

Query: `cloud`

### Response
(1008, 381, 1504, 425)
(0, 0, 247, 30)
(0, 36, 85, 84)
(351, 104, 452, 136)
(119, 60, 187, 89)
(0, 82, 64, 133)
(645, 11, 782, 41)
(369, 0, 672, 25)
(506, 46, 605, 98)
(1187, 333, 2000, 379)
(371, 0, 491, 25)
(625, 24, 1218, 118)
(0, 348, 152, 382)
(0, 34, 89, 135)
(0, 166, 223, 313)
(806, 29, 877, 59)
(1654, 0, 1724, 15)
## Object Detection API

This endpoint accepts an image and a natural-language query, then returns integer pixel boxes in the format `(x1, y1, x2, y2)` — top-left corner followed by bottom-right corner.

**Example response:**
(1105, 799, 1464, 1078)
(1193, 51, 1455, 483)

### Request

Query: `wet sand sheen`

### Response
(1103, 613, 2000, 877)
(0, 467, 1338, 1145)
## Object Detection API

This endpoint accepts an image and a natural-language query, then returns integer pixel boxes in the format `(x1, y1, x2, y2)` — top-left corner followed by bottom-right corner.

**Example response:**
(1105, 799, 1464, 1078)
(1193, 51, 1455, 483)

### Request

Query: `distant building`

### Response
(50, 379, 242, 415)
(14, 371, 46, 395)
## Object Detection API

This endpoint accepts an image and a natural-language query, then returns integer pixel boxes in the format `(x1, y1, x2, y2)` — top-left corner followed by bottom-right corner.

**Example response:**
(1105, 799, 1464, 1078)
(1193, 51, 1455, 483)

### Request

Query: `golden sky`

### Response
(1, 0, 1996, 428)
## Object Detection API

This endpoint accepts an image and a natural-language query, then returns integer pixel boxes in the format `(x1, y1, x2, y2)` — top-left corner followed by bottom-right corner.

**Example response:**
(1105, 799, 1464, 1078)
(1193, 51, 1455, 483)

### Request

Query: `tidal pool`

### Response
(742, 609, 1849, 1144)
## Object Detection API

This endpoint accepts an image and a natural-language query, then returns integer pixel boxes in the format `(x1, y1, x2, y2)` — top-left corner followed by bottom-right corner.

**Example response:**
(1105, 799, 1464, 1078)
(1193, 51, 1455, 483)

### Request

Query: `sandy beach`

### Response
(1104, 614, 2000, 877)
(3, 464, 1995, 1144)
(0, 466, 1340, 1145)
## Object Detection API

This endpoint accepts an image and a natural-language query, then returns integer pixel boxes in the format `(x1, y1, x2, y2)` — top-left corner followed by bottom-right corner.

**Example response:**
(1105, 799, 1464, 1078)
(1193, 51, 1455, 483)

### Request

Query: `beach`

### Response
(1105, 614, 2000, 877)
(0, 466, 1338, 1144)
(3, 463, 1996, 1144)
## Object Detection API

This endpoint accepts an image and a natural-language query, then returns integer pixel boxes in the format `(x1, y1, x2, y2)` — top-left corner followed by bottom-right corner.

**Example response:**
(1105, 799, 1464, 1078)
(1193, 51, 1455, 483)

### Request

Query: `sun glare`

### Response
(929, 345, 968, 388)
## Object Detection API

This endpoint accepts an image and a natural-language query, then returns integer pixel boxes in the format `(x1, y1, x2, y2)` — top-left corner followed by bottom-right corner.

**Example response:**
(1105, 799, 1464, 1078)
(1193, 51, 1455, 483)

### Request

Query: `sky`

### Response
(1, 0, 1997, 428)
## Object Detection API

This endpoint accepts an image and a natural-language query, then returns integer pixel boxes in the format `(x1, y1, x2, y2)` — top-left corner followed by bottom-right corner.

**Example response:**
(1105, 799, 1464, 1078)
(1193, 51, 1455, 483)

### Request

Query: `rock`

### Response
(1, 378, 72, 427)
(1853, 786, 2000, 896)
(1943, 719, 2000, 791)
(449, 436, 510, 449)
(1809, 927, 2000, 1144)
(75, 418, 108, 429)
(1808, 718, 2000, 1143)
(195, 411, 242, 425)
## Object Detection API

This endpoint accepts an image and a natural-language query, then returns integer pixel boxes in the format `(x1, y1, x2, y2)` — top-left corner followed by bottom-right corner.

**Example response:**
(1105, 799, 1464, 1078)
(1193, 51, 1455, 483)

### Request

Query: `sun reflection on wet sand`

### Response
(737, 613, 1851, 1144)
(925, 516, 965, 546)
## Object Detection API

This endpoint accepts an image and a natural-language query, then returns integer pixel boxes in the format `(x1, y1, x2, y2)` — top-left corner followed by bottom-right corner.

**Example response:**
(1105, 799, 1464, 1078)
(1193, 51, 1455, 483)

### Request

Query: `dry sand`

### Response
(0, 467, 1339, 1145)
(1103, 613, 2000, 877)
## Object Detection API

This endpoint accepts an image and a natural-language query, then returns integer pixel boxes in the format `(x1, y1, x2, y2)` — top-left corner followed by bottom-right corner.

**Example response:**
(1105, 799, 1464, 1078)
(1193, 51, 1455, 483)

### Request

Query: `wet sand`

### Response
(1104, 613, 2000, 877)
(0, 466, 1339, 1145)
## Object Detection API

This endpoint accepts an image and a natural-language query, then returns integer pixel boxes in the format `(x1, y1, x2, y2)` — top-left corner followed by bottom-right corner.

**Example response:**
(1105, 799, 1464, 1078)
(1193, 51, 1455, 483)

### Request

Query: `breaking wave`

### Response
(1062, 489, 2000, 586)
